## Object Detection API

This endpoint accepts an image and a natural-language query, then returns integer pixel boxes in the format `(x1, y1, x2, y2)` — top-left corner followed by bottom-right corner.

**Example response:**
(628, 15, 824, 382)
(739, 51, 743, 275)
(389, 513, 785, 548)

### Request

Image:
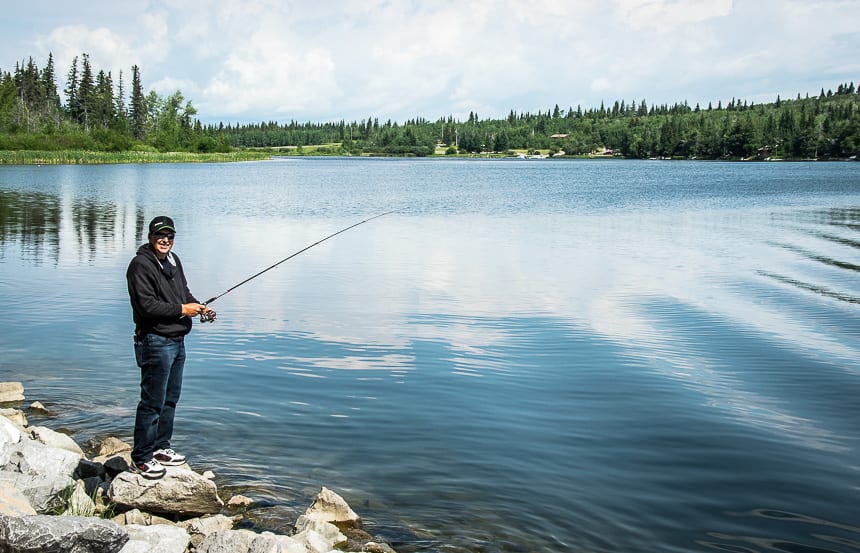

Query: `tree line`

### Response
(0, 53, 229, 153)
(217, 85, 860, 159)
(2, 52, 859, 160)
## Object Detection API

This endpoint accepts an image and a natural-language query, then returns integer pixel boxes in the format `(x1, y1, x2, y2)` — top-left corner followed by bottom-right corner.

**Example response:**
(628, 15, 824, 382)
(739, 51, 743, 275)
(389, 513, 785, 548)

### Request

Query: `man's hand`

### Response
(181, 303, 207, 317)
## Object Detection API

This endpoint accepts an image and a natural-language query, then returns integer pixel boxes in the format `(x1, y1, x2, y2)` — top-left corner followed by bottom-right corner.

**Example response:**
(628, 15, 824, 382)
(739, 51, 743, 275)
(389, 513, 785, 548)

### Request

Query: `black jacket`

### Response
(126, 244, 199, 338)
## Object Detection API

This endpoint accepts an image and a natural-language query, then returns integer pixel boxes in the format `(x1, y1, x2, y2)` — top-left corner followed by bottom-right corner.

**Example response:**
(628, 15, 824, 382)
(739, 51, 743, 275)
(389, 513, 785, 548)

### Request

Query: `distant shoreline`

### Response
(0, 149, 857, 165)
(0, 150, 271, 165)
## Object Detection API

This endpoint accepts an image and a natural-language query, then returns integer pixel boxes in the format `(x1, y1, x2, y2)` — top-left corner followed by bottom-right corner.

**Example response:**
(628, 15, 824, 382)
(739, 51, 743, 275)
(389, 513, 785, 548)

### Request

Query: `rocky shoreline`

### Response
(0, 381, 398, 553)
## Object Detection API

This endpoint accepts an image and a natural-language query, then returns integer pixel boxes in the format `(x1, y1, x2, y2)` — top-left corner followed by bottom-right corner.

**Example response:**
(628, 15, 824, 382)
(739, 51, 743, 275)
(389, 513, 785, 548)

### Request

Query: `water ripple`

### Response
(701, 509, 860, 553)
(758, 271, 860, 305)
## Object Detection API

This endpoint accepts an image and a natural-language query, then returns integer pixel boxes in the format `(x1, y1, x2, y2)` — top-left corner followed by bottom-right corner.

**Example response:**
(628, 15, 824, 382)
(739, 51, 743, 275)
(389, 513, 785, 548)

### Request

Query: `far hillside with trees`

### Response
(1, 53, 229, 154)
(220, 85, 860, 160)
(1, 52, 859, 161)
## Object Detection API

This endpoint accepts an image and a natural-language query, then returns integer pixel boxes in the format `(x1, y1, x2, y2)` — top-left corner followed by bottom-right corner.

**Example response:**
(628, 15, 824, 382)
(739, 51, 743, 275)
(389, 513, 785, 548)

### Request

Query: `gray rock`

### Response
(124, 509, 149, 526)
(0, 418, 23, 467)
(113, 509, 179, 528)
(179, 514, 235, 547)
(118, 524, 190, 553)
(27, 401, 52, 415)
(149, 514, 177, 526)
(0, 383, 24, 404)
(248, 531, 305, 553)
(291, 528, 334, 553)
(0, 409, 27, 431)
(226, 494, 253, 508)
(92, 437, 132, 459)
(0, 514, 128, 553)
(196, 529, 258, 553)
(364, 541, 398, 553)
(62, 478, 96, 517)
(0, 434, 82, 513)
(0, 481, 36, 516)
(107, 465, 224, 516)
(30, 426, 85, 458)
(302, 486, 361, 528)
(294, 515, 347, 548)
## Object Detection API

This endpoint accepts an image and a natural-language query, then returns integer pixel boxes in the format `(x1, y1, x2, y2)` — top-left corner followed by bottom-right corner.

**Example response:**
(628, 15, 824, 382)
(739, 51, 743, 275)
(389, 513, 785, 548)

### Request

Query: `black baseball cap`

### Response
(148, 216, 176, 234)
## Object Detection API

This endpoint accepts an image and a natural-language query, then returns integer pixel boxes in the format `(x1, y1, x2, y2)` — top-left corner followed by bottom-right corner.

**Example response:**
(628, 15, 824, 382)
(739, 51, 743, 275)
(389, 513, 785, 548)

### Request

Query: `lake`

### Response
(1, 158, 859, 553)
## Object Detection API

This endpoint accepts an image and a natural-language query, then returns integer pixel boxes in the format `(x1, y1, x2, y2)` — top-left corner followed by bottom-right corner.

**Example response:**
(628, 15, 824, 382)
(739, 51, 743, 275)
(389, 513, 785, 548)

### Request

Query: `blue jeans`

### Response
(132, 333, 185, 465)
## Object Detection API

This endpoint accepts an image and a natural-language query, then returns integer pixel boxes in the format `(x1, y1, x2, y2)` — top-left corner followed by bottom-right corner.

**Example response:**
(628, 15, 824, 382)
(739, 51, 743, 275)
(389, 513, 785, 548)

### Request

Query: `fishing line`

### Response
(198, 209, 399, 322)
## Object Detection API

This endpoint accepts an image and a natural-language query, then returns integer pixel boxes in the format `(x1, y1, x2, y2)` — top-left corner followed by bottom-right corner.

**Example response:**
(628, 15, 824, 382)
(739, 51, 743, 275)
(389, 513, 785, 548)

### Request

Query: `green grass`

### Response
(54, 479, 118, 519)
(263, 143, 350, 156)
(0, 149, 271, 165)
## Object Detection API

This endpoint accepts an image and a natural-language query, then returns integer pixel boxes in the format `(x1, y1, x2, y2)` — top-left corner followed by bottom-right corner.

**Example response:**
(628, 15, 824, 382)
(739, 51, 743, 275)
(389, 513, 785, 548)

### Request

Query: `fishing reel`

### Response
(199, 309, 217, 323)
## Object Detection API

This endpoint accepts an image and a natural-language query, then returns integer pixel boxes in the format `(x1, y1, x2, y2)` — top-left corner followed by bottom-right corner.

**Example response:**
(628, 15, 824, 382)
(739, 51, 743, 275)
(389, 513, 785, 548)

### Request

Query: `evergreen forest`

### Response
(0, 53, 229, 154)
(2, 53, 860, 160)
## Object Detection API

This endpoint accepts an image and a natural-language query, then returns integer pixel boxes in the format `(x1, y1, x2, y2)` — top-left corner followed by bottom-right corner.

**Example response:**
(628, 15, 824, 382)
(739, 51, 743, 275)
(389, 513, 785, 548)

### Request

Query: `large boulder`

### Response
(0, 429, 82, 513)
(107, 465, 224, 516)
(0, 514, 128, 553)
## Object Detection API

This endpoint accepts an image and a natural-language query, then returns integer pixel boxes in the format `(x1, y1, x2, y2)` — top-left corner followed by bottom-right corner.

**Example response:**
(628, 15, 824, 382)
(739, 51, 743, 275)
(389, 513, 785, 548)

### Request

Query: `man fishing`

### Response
(124, 210, 392, 479)
(126, 216, 215, 479)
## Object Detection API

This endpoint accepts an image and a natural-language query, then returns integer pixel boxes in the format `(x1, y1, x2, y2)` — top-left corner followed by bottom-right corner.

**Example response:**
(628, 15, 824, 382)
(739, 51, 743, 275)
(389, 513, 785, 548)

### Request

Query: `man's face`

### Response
(149, 230, 175, 259)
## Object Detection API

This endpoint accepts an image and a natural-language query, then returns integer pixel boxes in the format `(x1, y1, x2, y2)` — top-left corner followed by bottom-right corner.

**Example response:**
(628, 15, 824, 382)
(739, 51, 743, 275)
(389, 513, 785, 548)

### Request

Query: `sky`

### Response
(1, 0, 858, 126)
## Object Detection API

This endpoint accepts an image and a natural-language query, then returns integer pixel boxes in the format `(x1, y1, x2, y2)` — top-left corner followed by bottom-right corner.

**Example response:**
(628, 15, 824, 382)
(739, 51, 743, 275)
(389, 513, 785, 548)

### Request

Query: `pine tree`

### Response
(115, 69, 126, 121)
(130, 65, 145, 139)
(94, 70, 115, 128)
(65, 55, 79, 121)
(77, 54, 94, 128)
(40, 53, 61, 119)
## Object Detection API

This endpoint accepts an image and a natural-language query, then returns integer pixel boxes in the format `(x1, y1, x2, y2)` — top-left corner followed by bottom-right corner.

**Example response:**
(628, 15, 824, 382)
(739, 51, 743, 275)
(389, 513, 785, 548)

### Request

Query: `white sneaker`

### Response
(153, 448, 186, 466)
(133, 458, 166, 479)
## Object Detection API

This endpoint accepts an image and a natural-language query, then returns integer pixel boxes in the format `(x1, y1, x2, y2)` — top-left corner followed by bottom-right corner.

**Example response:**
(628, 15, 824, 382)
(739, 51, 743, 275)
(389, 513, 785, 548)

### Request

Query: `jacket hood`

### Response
(137, 242, 157, 258)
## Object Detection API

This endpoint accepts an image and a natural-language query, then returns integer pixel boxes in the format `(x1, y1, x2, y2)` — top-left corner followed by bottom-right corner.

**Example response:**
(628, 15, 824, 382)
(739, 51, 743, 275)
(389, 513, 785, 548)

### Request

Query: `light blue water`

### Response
(1, 159, 859, 552)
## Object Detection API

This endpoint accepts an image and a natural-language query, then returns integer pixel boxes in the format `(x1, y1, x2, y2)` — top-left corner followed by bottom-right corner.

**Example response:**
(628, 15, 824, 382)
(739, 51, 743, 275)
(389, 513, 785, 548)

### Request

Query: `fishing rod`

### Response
(198, 209, 399, 322)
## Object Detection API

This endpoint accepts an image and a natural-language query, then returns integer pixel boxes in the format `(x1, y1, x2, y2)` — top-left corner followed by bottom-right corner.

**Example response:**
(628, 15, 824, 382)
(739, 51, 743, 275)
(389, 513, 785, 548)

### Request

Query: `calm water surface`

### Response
(1, 159, 859, 553)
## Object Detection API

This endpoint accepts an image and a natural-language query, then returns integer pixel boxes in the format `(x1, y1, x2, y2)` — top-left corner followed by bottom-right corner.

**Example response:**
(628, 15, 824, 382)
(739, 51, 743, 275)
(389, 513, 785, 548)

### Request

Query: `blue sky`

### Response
(1, 0, 858, 125)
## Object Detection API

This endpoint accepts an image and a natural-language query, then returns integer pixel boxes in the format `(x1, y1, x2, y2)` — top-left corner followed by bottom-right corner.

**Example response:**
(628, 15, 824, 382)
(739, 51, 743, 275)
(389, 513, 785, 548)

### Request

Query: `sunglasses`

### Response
(154, 232, 176, 240)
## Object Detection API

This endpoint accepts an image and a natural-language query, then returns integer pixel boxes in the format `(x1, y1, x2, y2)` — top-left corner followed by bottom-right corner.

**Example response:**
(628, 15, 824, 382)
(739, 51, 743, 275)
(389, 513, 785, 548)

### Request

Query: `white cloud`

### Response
(616, 0, 733, 30)
(201, 34, 340, 117)
(32, 10, 171, 101)
(6, 0, 860, 124)
(39, 25, 129, 80)
(591, 78, 612, 93)
(151, 76, 199, 98)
